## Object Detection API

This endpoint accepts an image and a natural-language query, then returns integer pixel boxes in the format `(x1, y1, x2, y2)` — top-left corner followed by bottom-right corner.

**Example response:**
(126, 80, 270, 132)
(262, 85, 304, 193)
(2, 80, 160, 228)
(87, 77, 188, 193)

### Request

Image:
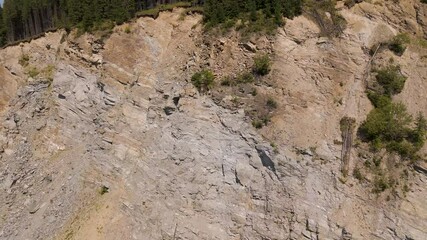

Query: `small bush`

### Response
(19, 54, 30, 67)
(266, 98, 278, 109)
(373, 176, 389, 193)
(388, 33, 410, 56)
(367, 91, 392, 108)
(252, 115, 271, 129)
(353, 168, 363, 181)
(360, 102, 412, 142)
(253, 54, 271, 76)
(359, 102, 426, 159)
(252, 120, 263, 129)
(191, 69, 215, 93)
(250, 88, 258, 96)
(28, 67, 40, 78)
(374, 65, 407, 96)
(124, 26, 132, 34)
(236, 72, 255, 84)
(42, 65, 55, 81)
(220, 77, 232, 86)
(99, 185, 109, 195)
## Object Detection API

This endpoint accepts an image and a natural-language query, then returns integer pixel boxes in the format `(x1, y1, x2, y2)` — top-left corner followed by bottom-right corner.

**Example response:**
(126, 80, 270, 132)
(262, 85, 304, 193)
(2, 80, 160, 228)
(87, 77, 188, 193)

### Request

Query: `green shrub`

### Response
(252, 120, 263, 129)
(360, 102, 412, 142)
(92, 20, 115, 32)
(124, 26, 132, 34)
(251, 115, 271, 129)
(191, 69, 215, 92)
(353, 168, 363, 181)
(250, 88, 258, 96)
(367, 91, 392, 108)
(203, 0, 302, 29)
(99, 185, 109, 195)
(359, 102, 426, 159)
(409, 113, 427, 149)
(388, 33, 410, 56)
(266, 98, 278, 109)
(236, 72, 255, 84)
(373, 176, 389, 193)
(253, 54, 271, 76)
(220, 77, 232, 86)
(375, 65, 407, 96)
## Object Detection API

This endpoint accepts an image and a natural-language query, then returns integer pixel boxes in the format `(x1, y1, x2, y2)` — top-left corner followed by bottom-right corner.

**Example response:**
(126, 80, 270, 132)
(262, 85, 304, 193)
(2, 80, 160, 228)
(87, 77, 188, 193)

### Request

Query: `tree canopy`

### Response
(0, 0, 303, 46)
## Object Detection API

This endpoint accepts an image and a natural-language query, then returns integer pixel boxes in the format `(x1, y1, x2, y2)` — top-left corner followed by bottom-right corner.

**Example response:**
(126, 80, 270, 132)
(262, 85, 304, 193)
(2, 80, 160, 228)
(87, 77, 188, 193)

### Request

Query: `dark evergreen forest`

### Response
(0, 0, 303, 46)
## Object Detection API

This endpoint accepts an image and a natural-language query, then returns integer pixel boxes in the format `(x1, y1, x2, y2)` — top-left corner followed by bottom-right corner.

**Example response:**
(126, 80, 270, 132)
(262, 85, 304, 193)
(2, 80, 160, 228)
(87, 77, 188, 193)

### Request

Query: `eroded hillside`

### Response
(0, 2, 426, 240)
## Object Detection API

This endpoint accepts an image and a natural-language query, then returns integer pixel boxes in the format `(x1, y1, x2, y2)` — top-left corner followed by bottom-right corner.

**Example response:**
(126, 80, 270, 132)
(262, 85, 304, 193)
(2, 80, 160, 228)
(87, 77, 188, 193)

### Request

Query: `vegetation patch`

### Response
(388, 33, 410, 56)
(355, 61, 426, 195)
(236, 72, 255, 84)
(253, 54, 271, 76)
(19, 54, 30, 67)
(203, 0, 302, 36)
(191, 69, 215, 93)
(373, 65, 407, 96)
(98, 185, 109, 195)
(359, 65, 426, 160)
(137, 2, 193, 19)
(27, 67, 40, 78)
(266, 98, 278, 109)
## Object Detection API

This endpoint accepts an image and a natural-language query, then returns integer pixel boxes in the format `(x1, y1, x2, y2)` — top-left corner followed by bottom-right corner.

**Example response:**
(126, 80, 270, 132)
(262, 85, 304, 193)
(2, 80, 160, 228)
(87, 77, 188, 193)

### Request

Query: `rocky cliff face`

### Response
(0, 2, 426, 240)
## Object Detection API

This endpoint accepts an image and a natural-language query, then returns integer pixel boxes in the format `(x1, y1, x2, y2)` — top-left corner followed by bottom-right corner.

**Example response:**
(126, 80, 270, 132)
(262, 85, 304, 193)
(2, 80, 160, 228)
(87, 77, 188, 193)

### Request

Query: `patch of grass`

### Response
(373, 176, 389, 193)
(252, 115, 271, 129)
(220, 77, 233, 86)
(270, 142, 279, 154)
(124, 26, 132, 34)
(231, 96, 240, 105)
(353, 168, 363, 181)
(27, 67, 40, 78)
(136, 8, 160, 18)
(250, 88, 258, 96)
(236, 72, 255, 84)
(41, 65, 55, 81)
(413, 37, 427, 48)
(253, 54, 271, 76)
(252, 120, 264, 129)
(19, 54, 30, 67)
(266, 98, 278, 109)
(191, 69, 215, 93)
(388, 33, 410, 56)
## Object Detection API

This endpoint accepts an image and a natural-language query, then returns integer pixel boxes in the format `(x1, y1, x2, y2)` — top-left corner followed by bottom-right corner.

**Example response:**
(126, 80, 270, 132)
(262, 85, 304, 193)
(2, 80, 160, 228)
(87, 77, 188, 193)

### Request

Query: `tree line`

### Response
(203, 0, 302, 27)
(0, 0, 303, 46)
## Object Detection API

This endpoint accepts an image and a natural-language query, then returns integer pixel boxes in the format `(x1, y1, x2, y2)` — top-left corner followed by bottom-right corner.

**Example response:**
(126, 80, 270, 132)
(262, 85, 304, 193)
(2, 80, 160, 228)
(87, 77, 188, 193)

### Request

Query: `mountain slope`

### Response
(0, 3, 426, 240)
